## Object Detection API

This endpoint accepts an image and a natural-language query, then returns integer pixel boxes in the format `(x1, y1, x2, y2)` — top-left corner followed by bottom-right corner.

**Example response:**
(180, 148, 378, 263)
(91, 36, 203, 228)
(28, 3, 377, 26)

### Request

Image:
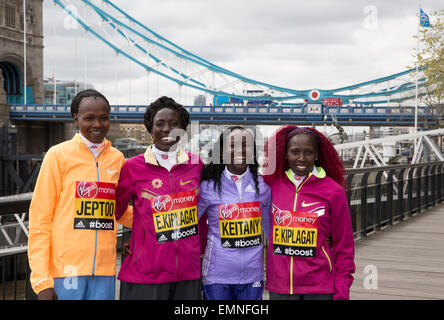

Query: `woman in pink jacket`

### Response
(115, 96, 204, 300)
(263, 125, 355, 300)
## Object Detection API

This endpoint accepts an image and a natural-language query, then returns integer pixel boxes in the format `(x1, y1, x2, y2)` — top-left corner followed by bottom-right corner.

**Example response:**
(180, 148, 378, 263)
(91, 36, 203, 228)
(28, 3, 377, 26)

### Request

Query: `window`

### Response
(5, 4, 16, 29)
(19, 13, 23, 31)
(19, 13, 24, 31)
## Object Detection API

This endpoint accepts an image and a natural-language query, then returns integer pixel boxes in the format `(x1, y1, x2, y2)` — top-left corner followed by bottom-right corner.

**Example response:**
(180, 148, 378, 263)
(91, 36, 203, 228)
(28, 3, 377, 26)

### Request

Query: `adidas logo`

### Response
(222, 241, 231, 248)
(252, 282, 262, 288)
(158, 234, 168, 242)
(274, 247, 282, 254)
(245, 185, 255, 193)
(75, 221, 85, 228)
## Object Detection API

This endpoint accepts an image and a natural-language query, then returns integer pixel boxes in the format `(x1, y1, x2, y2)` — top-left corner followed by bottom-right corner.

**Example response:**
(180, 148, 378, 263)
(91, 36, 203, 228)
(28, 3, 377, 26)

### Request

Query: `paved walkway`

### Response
(350, 203, 444, 300)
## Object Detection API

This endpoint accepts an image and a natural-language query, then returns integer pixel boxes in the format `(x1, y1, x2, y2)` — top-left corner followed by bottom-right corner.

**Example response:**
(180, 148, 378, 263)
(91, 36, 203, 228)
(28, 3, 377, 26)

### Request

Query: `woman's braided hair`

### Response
(200, 126, 261, 195)
(70, 89, 110, 117)
(263, 125, 347, 190)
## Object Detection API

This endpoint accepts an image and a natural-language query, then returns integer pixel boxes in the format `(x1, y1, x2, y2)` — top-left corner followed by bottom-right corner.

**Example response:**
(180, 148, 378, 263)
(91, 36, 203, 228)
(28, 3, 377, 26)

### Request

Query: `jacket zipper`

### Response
(134, 189, 154, 263)
(168, 171, 179, 279)
(322, 245, 332, 273)
(135, 174, 169, 264)
(88, 144, 109, 276)
(142, 189, 161, 197)
(133, 229, 146, 264)
(289, 175, 310, 295)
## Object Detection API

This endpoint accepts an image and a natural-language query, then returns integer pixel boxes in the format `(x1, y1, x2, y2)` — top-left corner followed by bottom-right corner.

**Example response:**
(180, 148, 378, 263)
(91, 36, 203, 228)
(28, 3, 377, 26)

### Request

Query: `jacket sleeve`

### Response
(331, 188, 355, 300)
(116, 205, 133, 228)
(115, 157, 133, 228)
(197, 181, 210, 256)
(115, 161, 134, 221)
(260, 184, 272, 239)
(28, 149, 62, 294)
(197, 181, 211, 220)
(198, 211, 209, 256)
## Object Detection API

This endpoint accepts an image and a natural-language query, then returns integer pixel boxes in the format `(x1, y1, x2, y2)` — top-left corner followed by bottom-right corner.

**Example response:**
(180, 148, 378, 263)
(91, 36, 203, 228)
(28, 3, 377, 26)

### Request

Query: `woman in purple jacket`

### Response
(198, 126, 271, 300)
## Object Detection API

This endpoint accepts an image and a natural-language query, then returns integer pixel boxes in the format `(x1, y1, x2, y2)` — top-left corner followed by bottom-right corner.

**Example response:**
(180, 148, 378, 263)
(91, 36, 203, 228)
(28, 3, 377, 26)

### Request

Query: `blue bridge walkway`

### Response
(9, 104, 438, 126)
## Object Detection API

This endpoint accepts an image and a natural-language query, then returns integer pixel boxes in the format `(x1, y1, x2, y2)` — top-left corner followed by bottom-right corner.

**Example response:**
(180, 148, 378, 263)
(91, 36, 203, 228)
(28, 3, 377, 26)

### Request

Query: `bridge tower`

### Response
(0, 0, 65, 154)
(0, 0, 43, 120)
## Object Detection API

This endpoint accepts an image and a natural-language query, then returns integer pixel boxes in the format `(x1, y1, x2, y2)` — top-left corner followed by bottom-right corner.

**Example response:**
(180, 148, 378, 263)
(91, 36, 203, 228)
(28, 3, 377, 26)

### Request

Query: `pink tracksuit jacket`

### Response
(115, 147, 203, 284)
(266, 167, 355, 300)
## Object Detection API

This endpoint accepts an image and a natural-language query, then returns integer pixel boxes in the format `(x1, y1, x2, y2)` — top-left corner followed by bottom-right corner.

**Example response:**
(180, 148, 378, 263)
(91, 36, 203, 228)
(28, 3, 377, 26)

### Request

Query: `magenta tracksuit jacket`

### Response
(115, 147, 203, 284)
(266, 168, 355, 300)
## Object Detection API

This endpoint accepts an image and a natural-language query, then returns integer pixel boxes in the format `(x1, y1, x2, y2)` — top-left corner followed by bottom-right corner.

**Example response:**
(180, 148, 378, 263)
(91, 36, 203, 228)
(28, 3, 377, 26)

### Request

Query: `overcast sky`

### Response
(42, 0, 441, 107)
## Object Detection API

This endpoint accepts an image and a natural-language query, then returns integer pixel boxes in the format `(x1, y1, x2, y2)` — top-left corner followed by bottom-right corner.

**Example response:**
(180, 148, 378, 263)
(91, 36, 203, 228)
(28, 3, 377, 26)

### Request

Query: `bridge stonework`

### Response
(0, 68, 6, 124)
(0, 1, 69, 154)
(0, 0, 44, 106)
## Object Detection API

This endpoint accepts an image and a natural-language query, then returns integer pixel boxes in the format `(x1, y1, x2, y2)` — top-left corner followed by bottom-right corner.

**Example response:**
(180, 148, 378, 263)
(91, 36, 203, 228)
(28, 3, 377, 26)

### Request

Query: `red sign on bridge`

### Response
(322, 98, 342, 106)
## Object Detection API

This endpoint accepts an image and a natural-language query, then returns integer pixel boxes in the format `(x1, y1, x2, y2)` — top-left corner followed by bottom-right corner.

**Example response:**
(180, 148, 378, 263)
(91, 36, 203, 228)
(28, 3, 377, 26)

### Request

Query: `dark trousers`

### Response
(269, 292, 333, 300)
(203, 282, 264, 300)
(120, 279, 202, 300)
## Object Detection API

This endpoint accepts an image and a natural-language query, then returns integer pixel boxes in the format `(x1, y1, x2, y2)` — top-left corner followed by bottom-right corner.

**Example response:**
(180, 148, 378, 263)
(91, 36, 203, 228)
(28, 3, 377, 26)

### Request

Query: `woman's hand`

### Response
(37, 288, 58, 300)
(123, 242, 132, 257)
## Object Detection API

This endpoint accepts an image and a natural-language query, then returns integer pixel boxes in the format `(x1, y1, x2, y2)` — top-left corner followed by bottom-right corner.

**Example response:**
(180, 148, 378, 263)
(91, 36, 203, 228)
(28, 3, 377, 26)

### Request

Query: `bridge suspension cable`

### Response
(52, 0, 429, 105)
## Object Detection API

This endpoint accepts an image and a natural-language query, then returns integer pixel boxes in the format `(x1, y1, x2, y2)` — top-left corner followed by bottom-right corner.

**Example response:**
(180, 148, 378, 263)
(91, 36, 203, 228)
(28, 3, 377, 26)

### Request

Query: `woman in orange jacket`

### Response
(28, 89, 132, 300)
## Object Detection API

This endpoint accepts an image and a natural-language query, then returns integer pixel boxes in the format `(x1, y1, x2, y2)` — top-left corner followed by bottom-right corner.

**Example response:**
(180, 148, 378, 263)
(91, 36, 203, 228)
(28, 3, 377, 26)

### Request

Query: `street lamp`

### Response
(23, 0, 27, 105)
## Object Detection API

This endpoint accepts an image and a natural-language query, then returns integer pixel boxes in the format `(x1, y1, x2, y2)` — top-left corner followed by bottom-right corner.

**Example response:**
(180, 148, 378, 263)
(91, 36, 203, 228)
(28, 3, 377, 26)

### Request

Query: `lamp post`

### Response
(23, 0, 27, 105)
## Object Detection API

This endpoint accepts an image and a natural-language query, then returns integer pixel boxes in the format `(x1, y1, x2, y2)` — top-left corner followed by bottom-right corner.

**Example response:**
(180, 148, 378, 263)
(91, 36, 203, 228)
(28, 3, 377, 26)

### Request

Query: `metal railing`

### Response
(0, 161, 443, 299)
(0, 193, 33, 299)
(346, 161, 444, 238)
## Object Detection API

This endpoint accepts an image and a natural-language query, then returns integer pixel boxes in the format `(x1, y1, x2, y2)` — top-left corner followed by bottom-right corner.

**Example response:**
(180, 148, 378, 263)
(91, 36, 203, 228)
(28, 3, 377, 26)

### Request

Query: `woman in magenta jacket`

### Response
(263, 125, 355, 300)
(115, 96, 204, 300)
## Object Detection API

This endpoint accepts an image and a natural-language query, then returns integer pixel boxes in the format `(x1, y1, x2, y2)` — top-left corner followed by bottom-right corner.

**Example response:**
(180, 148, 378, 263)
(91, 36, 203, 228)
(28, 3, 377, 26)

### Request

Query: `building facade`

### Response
(43, 79, 94, 105)
(0, 0, 43, 126)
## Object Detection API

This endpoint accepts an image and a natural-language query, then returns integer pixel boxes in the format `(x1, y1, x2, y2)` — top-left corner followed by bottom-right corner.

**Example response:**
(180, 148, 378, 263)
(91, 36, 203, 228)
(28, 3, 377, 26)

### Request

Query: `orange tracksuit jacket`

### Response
(28, 134, 132, 295)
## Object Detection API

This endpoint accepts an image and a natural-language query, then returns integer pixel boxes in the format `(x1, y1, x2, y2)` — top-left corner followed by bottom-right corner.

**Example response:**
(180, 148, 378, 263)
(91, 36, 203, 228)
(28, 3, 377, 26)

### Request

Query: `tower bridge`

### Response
(0, 0, 442, 155)
(8, 103, 439, 127)
(0, 1, 444, 300)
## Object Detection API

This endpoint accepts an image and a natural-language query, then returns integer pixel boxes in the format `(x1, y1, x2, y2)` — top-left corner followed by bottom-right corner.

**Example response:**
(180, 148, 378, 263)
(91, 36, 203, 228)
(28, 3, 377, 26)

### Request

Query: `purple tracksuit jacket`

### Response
(198, 169, 272, 285)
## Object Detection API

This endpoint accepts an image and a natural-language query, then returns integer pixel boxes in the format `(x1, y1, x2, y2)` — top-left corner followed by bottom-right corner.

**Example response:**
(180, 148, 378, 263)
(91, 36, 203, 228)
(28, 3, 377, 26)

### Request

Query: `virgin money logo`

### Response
(152, 195, 173, 213)
(219, 203, 239, 220)
(77, 181, 98, 199)
(274, 209, 292, 227)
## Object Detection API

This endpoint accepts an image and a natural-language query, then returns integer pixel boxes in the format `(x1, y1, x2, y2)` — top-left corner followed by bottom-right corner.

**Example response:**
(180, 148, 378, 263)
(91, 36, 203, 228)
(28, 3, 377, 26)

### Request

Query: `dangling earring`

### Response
(148, 134, 154, 145)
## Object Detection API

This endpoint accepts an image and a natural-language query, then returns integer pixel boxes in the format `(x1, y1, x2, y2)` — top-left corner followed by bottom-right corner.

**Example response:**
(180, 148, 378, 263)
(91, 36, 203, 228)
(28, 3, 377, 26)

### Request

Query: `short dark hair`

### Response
(70, 89, 111, 117)
(144, 96, 189, 133)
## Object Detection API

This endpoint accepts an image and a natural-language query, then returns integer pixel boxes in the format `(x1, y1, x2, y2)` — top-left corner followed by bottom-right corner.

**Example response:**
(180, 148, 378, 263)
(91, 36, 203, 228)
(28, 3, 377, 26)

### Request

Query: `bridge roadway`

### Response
(349, 203, 444, 300)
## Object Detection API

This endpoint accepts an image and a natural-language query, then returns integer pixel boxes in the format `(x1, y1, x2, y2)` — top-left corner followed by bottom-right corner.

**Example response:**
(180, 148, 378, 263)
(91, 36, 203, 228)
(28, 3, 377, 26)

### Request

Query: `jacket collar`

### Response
(224, 166, 250, 181)
(73, 133, 111, 149)
(285, 166, 326, 186)
(144, 144, 189, 166)
(222, 166, 253, 185)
